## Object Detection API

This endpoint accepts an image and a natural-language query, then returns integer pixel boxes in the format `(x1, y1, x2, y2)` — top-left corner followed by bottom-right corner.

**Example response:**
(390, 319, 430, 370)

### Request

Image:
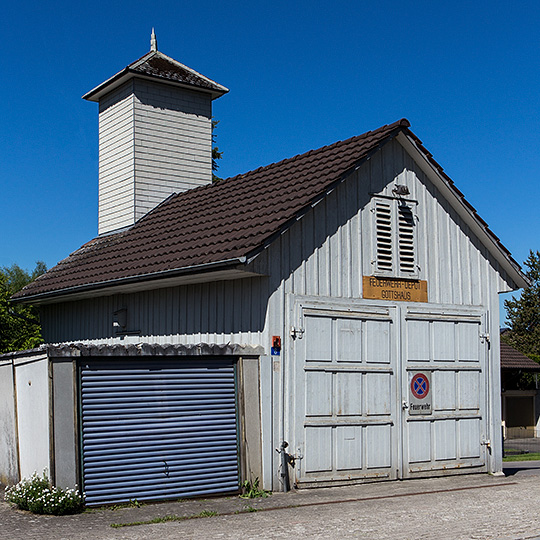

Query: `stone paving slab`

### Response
(2, 473, 540, 539)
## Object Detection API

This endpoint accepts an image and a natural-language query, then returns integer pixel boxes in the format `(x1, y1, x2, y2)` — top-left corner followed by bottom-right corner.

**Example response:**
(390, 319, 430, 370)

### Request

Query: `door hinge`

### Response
(290, 326, 305, 340)
(480, 333, 490, 344)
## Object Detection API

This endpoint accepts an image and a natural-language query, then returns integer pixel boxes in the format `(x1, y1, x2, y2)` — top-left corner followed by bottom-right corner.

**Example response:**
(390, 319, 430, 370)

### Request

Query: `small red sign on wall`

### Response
(271, 336, 281, 356)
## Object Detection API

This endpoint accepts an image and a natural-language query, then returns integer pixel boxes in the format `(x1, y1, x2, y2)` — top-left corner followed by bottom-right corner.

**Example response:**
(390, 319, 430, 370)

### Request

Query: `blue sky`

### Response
(1, 1, 538, 324)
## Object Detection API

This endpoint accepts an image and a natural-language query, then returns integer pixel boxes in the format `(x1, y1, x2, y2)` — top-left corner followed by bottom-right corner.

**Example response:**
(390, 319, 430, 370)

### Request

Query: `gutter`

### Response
(11, 256, 247, 305)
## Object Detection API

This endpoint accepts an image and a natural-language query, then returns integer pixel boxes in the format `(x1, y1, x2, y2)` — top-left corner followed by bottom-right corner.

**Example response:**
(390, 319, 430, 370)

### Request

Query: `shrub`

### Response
(5, 471, 84, 515)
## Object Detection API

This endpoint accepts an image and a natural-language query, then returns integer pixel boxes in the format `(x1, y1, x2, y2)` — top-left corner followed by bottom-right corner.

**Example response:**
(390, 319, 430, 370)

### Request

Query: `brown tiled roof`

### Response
(13, 119, 409, 301)
(83, 51, 228, 101)
(128, 52, 227, 94)
(501, 342, 540, 371)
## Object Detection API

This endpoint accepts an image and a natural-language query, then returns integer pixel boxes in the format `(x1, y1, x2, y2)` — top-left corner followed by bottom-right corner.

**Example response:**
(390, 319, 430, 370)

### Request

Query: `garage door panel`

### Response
(365, 320, 391, 363)
(458, 371, 480, 410)
(459, 419, 481, 458)
(336, 426, 363, 470)
(304, 427, 333, 473)
(306, 371, 333, 416)
(408, 421, 431, 463)
(407, 320, 430, 361)
(432, 371, 456, 411)
(457, 322, 480, 361)
(336, 372, 363, 416)
(432, 321, 455, 361)
(80, 357, 239, 505)
(336, 319, 363, 362)
(365, 373, 392, 416)
(305, 316, 332, 362)
(434, 419, 457, 461)
(366, 425, 391, 469)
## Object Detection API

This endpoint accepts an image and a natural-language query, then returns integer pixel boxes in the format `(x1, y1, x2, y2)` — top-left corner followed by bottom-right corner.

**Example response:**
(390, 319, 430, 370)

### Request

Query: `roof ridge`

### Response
(133, 118, 410, 214)
(221, 118, 409, 184)
(128, 51, 156, 70)
(151, 51, 229, 92)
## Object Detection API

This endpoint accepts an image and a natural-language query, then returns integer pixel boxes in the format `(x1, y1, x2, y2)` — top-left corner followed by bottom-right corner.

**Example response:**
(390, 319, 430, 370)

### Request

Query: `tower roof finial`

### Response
(150, 28, 158, 52)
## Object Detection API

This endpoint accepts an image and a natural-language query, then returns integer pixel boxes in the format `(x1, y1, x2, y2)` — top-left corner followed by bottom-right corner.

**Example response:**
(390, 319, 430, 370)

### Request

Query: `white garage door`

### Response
(291, 304, 399, 485)
(402, 308, 487, 477)
(290, 300, 488, 485)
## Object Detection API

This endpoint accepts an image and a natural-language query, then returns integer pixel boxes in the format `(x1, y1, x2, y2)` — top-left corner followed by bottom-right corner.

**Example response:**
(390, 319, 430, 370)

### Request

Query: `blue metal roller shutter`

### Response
(80, 357, 239, 505)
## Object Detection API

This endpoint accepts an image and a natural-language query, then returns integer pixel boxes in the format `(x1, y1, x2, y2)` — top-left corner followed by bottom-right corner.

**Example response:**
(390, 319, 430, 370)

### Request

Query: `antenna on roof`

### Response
(150, 28, 158, 52)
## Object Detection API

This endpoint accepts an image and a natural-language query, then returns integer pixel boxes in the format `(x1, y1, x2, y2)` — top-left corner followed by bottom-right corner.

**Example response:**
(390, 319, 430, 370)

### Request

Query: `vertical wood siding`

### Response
(43, 138, 514, 352)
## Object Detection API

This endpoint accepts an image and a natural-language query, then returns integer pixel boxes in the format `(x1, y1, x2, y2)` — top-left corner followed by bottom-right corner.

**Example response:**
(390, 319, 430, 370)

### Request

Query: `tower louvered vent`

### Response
(375, 201, 393, 272)
(398, 204, 416, 273)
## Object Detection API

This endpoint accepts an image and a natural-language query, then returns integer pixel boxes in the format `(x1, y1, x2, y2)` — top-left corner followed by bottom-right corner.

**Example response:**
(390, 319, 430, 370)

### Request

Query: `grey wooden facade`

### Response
(28, 134, 520, 492)
(98, 79, 214, 235)
(0, 38, 526, 500)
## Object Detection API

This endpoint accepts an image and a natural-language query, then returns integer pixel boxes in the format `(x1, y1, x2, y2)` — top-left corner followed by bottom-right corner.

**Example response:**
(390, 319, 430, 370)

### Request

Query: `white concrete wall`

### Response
(15, 355, 50, 480)
(0, 360, 18, 484)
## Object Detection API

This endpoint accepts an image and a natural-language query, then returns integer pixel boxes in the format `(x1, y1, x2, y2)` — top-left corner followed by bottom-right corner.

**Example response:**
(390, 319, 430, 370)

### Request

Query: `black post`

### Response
(280, 441, 291, 492)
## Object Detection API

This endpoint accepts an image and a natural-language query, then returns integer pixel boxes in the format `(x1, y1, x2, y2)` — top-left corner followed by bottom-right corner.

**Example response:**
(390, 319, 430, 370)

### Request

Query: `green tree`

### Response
(212, 119, 223, 182)
(503, 250, 540, 362)
(0, 262, 47, 353)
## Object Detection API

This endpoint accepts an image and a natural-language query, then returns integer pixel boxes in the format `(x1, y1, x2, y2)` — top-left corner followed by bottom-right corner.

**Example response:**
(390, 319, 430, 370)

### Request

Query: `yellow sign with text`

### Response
(363, 276, 428, 303)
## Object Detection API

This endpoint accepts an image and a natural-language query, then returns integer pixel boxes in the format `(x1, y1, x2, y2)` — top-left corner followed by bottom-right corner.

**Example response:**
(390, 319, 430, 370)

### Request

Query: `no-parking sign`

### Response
(409, 371, 432, 415)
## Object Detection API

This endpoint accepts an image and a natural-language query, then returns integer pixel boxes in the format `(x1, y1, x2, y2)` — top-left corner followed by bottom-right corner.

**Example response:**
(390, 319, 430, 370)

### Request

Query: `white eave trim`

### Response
(396, 131, 528, 290)
(83, 71, 226, 101)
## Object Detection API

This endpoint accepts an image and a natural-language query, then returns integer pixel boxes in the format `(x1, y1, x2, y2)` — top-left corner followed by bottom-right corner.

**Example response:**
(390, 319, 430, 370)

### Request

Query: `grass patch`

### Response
(111, 509, 218, 528)
(504, 452, 540, 462)
(88, 499, 145, 512)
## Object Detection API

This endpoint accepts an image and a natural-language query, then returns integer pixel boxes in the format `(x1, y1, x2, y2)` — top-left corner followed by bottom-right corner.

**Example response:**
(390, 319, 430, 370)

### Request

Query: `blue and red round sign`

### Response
(411, 373, 430, 399)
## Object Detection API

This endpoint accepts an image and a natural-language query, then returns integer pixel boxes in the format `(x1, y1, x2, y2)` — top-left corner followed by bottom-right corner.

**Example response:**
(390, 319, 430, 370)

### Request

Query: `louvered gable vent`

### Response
(372, 197, 418, 277)
(398, 204, 416, 274)
(375, 201, 394, 272)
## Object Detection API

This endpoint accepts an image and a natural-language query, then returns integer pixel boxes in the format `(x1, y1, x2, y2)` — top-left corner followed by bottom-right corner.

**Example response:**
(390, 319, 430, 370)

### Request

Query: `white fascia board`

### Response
(396, 131, 528, 291)
(83, 72, 222, 102)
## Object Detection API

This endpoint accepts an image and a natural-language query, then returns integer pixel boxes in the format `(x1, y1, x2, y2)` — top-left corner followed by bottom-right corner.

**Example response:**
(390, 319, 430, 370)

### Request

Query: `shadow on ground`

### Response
(503, 460, 540, 477)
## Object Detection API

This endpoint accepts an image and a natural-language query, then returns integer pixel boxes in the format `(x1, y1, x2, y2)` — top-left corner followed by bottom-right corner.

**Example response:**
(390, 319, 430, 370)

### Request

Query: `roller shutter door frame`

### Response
(78, 356, 240, 505)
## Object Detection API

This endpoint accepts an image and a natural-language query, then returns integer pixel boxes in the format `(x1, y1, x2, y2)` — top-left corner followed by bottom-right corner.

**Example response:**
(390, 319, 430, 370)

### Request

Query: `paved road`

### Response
(2, 472, 540, 539)
(505, 438, 540, 454)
